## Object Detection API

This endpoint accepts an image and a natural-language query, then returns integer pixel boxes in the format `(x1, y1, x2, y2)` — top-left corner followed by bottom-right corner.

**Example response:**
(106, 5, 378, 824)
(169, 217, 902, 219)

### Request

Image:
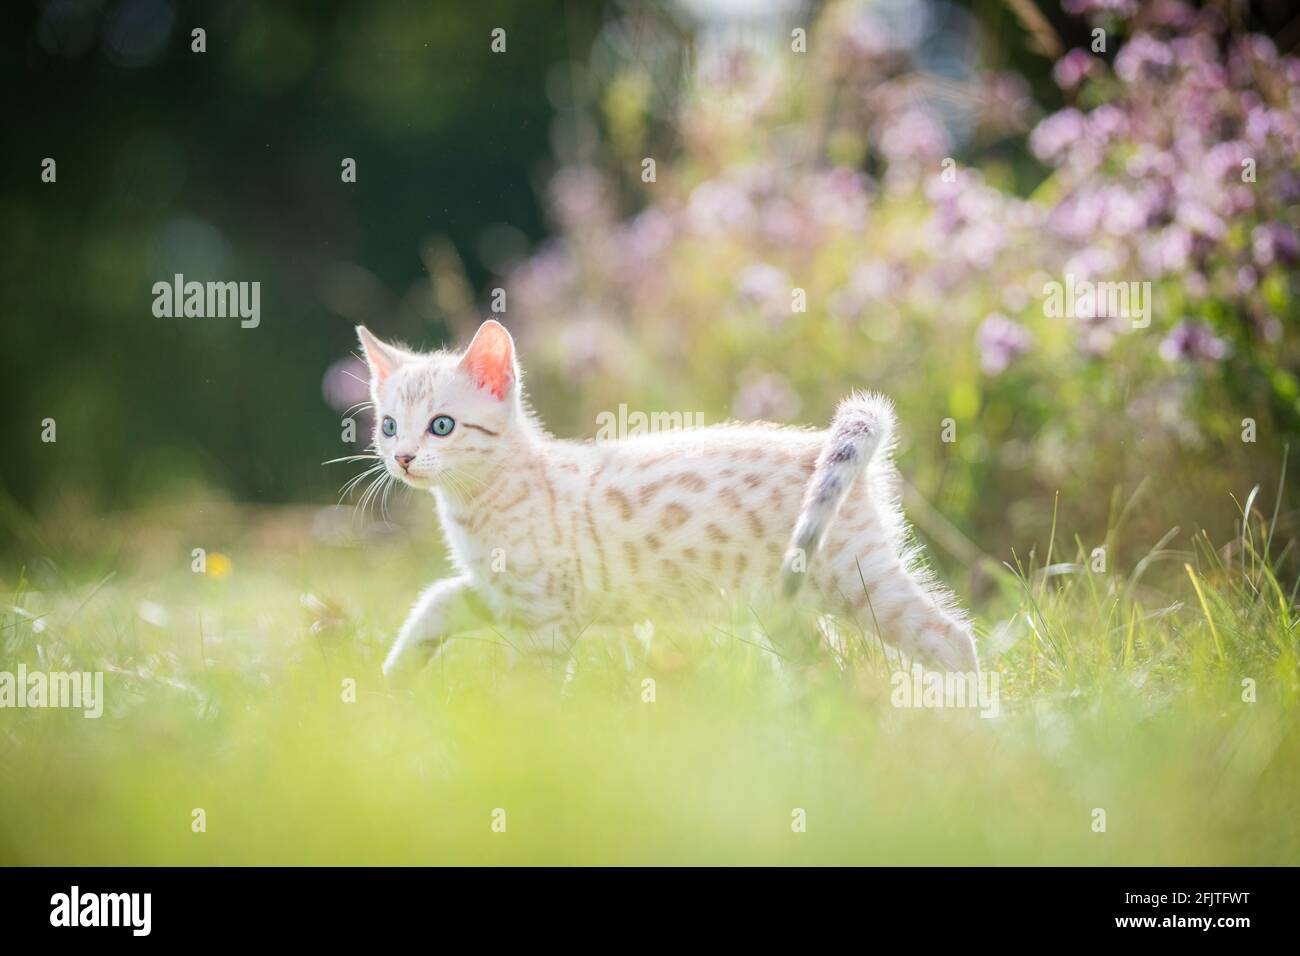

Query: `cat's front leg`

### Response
(382, 576, 477, 679)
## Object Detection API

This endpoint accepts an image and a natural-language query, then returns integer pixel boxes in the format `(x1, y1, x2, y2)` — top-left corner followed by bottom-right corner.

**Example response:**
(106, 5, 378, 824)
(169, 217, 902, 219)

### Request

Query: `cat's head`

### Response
(356, 319, 521, 492)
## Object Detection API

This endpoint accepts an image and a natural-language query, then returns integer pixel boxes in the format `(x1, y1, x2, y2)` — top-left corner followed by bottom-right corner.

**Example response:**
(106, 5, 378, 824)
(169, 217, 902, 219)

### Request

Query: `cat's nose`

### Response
(395, 454, 415, 471)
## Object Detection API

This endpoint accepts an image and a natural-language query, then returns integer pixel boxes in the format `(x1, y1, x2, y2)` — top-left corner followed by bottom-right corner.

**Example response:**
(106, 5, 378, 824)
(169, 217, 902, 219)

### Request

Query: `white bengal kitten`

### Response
(356, 320, 978, 678)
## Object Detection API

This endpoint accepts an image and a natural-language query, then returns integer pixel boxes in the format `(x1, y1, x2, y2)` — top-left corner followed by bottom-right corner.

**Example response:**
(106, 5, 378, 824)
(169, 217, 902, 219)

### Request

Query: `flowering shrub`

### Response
(504, 1, 1300, 560)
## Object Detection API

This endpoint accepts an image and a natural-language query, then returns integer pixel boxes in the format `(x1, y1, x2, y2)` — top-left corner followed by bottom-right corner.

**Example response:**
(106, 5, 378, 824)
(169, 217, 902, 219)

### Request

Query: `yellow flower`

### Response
(207, 552, 233, 579)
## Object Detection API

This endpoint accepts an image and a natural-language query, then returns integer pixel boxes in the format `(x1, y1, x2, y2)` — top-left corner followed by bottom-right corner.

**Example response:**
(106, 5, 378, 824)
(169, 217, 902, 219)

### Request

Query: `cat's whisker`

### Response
(360, 470, 387, 519)
(354, 482, 378, 525)
(366, 468, 397, 522)
(449, 476, 475, 500)
(338, 462, 387, 505)
(338, 466, 380, 501)
(378, 481, 395, 522)
(438, 465, 490, 499)
(451, 466, 490, 488)
(327, 440, 385, 505)
(437, 468, 466, 492)
(439, 469, 480, 501)
(338, 458, 383, 486)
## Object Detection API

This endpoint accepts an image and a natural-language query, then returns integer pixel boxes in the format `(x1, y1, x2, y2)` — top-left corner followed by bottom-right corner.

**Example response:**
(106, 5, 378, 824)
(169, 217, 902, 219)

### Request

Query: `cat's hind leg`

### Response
(382, 576, 477, 679)
(819, 536, 978, 673)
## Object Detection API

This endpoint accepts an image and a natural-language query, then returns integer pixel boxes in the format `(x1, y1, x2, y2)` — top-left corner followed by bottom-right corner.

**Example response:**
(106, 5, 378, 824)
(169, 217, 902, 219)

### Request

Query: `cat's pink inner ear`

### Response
(459, 320, 515, 400)
(357, 326, 404, 384)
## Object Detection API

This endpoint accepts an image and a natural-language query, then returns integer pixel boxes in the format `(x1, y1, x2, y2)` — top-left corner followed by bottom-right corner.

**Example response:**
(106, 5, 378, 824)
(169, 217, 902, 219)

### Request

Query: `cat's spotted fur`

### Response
(357, 320, 977, 677)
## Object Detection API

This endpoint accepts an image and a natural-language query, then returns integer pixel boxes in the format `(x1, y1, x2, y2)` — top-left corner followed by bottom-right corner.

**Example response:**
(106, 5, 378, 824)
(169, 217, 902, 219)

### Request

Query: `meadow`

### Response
(1, 481, 1296, 865)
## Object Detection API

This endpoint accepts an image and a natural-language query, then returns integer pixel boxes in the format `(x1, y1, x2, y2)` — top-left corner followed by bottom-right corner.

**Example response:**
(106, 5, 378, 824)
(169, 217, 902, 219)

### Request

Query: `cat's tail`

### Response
(781, 391, 896, 597)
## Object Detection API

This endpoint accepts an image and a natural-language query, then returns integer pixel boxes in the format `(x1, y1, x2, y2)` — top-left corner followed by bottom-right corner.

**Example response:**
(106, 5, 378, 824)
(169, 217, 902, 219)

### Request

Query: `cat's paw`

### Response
(380, 648, 408, 682)
(381, 636, 444, 681)
(916, 623, 979, 674)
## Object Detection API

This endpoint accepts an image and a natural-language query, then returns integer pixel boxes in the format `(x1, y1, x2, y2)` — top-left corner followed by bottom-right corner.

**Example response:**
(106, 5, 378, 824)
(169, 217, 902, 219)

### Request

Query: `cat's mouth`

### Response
(396, 469, 434, 487)
(395, 466, 442, 490)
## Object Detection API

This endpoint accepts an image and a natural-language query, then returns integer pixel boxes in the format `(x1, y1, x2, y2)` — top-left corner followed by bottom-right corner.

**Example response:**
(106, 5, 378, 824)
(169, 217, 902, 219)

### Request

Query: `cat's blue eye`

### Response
(381, 416, 397, 437)
(429, 415, 455, 437)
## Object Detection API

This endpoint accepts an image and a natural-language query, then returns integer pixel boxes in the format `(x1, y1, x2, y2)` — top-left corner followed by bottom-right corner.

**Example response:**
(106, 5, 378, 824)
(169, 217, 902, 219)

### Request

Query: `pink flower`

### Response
(1252, 223, 1300, 268)
(1115, 34, 1175, 84)
(1030, 109, 1087, 164)
(976, 313, 1034, 375)
(1159, 320, 1228, 362)
(1054, 49, 1100, 90)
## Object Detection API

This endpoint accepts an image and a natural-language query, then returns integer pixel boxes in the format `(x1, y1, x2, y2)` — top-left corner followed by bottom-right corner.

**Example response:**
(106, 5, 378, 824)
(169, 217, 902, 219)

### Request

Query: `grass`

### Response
(1, 489, 1298, 866)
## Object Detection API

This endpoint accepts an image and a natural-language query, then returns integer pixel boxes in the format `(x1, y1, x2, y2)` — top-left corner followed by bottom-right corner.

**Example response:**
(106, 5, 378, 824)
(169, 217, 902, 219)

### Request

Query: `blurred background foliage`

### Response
(3, 0, 1300, 593)
(1, 0, 602, 507)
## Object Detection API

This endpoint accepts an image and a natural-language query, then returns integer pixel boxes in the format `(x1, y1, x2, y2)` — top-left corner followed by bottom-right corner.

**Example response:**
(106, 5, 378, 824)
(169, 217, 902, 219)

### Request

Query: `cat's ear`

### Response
(356, 326, 411, 385)
(458, 319, 516, 400)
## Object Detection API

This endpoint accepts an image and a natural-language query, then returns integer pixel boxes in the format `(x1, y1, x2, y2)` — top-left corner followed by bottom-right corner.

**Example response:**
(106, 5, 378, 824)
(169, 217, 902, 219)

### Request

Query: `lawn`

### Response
(2, 488, 1297, 866)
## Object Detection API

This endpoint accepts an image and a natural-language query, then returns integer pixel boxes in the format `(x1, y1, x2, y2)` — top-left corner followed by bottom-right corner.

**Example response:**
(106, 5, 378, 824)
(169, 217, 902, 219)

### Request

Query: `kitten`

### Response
(356, 320, 978, 678)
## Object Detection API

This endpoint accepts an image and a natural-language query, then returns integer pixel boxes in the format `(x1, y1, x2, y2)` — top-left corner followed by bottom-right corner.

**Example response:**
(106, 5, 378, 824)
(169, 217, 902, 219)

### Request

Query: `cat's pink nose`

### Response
(395, 454, 415, 471)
